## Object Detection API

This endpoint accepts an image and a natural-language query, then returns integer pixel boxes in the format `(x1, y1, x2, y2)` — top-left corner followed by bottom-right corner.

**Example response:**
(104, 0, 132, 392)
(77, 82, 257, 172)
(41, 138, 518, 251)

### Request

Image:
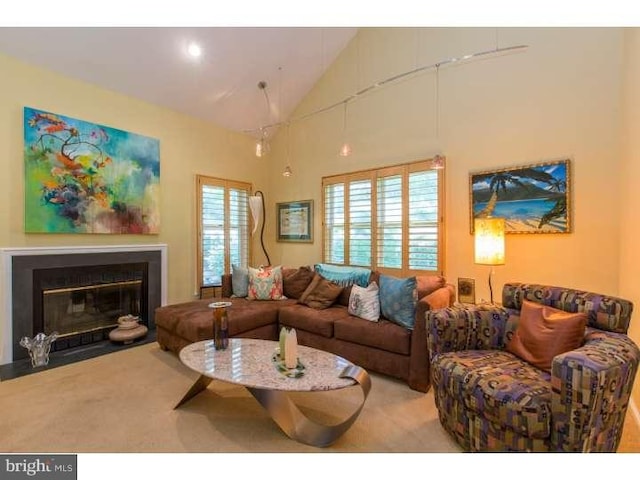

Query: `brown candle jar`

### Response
(209, 302, 232, 350)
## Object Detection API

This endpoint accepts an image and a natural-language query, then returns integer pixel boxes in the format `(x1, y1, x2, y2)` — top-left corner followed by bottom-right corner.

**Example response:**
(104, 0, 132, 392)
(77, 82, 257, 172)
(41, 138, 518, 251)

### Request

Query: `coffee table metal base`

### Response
(174, 364, 371, 447)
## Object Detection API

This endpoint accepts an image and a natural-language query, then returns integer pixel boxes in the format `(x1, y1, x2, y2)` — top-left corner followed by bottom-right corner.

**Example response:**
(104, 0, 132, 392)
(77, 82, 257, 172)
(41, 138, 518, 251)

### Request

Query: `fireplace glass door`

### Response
(42, 280, 142, 340)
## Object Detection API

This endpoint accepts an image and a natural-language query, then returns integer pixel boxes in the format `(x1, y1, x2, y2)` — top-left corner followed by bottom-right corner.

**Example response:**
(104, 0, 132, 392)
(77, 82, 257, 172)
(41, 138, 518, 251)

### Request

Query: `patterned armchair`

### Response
(426, 282, 640, 452)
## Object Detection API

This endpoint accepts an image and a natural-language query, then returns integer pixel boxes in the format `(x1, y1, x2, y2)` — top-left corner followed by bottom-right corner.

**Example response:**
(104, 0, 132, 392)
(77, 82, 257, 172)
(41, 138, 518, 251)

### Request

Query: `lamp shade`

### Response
(248, 195, 263, 236)
(474, 217, 505, 265)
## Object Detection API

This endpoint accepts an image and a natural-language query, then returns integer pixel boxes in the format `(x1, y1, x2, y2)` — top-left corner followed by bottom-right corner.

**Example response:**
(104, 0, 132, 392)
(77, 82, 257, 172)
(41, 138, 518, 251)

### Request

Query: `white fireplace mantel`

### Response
(0, 244, 167, 366)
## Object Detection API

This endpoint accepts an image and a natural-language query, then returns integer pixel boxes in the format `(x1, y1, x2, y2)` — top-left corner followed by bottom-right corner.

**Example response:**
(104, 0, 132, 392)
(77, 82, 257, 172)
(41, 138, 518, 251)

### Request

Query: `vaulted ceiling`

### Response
(0, 27, 358, 137)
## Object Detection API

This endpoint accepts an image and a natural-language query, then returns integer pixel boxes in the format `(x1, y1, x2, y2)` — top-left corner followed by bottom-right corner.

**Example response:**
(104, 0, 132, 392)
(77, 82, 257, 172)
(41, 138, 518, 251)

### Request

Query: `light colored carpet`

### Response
(1, 341, 637, 460)
(0, 342, 461, 454)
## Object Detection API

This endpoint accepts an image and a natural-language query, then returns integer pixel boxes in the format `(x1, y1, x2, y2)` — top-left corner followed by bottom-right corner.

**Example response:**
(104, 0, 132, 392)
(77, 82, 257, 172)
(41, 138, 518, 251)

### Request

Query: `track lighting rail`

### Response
(247, 44, 528, 134)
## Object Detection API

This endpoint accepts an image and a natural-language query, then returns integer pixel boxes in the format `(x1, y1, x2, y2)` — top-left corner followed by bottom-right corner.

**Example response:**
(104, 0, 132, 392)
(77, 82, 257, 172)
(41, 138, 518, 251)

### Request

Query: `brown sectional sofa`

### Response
(155, 266, 455, 392)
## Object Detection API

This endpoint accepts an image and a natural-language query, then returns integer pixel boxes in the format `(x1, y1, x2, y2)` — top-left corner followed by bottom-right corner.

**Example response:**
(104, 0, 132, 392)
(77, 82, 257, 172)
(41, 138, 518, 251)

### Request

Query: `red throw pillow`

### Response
(506, 299, 587, 372)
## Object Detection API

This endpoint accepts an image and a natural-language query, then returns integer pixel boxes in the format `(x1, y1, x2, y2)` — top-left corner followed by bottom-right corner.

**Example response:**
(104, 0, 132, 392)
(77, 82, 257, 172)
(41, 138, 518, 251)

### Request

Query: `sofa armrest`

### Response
(408, 284, 456, 392)
(426, 304, 510, 361)
(550, 329, 640, 452)
(422, 283, 456, 310)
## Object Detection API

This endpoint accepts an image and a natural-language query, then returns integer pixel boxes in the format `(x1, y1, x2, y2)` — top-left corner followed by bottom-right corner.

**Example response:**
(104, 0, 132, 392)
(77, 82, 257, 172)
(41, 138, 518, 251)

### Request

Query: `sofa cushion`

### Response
(155, 299, 213, 341)
(232, 264, 249, 297)
(334, 316, 411, 355)
(506, 300, 587, 372)
(379, 274, 418, 329)
(348, 281, 380, 322)
(278, 304, 352, 338)
(247, 265, 286, 300)
(223, 298, 297, 335)
(154, 297, 297, 341)
(298, 273, 343, 309)
(432, 349, 552, 439)
(283, 266, 315, 300)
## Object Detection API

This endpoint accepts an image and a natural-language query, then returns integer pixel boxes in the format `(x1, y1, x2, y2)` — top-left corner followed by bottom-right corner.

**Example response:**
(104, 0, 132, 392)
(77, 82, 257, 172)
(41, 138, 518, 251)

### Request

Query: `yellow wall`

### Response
(264, 25, 638, 425)
(620, 28, 640, 421)
(0, 52, 268, 305)
(265, 27, 624, 300)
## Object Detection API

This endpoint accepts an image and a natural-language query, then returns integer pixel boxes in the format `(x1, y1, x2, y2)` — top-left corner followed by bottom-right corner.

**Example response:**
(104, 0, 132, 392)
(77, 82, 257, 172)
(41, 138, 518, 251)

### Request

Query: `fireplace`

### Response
(1, 245, 167, 365)
(33, 263, 147, 353)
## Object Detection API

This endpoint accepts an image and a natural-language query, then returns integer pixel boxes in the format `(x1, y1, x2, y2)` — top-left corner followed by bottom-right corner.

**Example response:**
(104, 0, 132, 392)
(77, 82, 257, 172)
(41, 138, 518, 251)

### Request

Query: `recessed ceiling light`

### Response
(187, 42, 202, 58)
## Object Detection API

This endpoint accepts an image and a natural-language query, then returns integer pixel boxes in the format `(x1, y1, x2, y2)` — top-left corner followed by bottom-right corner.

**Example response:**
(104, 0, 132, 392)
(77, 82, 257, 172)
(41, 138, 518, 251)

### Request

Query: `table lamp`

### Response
(474, 217, 505, 304)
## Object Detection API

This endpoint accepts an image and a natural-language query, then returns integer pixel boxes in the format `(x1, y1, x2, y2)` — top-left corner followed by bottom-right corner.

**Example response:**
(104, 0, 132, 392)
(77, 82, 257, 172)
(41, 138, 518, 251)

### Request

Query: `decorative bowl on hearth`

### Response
(117, 315, 140, 330)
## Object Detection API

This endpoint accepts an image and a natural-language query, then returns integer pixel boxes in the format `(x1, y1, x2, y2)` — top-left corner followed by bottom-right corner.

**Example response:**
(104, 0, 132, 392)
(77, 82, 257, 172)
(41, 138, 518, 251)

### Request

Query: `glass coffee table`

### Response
(175, 338, 371, 447)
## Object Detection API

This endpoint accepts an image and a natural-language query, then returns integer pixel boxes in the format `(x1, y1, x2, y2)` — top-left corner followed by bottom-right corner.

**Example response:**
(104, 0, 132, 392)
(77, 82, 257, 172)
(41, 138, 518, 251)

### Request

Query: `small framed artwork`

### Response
(469, 158, 571, 234)
(276, 200, 313, 243)
(458, 277, 476, 304)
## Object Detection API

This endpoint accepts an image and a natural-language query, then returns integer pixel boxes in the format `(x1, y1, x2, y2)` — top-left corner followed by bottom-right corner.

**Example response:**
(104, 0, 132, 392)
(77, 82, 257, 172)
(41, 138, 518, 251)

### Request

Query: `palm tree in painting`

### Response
(537, 177, 567, 228)
(538, 197, 566, 228)
(475, 172, 527, 218)
(474, 166, 566, 228)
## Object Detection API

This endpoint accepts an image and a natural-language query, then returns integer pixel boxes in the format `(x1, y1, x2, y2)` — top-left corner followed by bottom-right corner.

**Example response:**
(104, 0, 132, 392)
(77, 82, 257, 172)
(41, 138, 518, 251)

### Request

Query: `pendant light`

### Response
(432, 65, 445, 169)
(339, 101, 352, 157)
(282, 122, 292, 177)
(245, 43, 528, 160)
(255, 127, 270, 158)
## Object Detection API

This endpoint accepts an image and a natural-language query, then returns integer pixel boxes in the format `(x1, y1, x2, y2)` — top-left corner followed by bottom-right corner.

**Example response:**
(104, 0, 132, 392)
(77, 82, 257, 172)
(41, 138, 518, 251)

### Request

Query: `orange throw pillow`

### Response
(506, 300, 587, 372)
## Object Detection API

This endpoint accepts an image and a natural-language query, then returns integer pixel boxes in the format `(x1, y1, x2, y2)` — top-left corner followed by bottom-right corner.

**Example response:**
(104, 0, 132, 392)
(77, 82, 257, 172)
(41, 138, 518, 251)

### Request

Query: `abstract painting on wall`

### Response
(23, 107, 160, 234)
(469, 158, 570, 234)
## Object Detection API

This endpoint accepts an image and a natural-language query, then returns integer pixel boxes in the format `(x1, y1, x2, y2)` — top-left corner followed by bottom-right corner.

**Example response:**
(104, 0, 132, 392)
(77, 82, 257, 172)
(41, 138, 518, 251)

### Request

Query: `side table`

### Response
(199, 284, 221, 299)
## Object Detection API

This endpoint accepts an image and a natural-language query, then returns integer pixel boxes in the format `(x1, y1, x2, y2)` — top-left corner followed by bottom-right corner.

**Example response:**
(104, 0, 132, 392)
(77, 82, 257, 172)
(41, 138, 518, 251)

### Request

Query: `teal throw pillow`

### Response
(314, 263, 371, 287)
(232, 264, 249, 297)
(379, 275, 418, 330)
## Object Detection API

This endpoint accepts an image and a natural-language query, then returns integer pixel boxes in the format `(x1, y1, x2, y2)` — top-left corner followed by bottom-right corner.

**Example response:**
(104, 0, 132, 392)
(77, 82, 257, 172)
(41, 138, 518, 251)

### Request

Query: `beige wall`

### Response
(619, 28, 640, 421)
(0, 52, 268, 305)
(266, 27, 624, 301)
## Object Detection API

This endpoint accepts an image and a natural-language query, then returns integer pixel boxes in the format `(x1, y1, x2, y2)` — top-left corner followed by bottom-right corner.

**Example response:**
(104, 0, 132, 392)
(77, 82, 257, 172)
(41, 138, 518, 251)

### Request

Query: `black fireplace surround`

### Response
(11, 250, 161, 362)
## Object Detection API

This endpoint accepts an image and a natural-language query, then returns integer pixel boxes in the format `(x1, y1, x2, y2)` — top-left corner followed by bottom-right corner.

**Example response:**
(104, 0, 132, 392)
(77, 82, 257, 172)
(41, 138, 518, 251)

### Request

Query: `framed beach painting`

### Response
(469, 159, 571, 234)
(23, 107, 160, 234)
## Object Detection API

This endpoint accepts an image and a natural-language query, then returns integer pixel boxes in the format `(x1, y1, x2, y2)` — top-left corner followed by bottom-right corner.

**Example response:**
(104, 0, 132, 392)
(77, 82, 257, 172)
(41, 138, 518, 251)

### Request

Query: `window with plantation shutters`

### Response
(197, 175, 251, 288)
(324, 183, 345, 264)
(377, 173, 403, 269)
(322, 159, 443, 276)
(409, 169, 439, 270)
(349, 179, 371, 266)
